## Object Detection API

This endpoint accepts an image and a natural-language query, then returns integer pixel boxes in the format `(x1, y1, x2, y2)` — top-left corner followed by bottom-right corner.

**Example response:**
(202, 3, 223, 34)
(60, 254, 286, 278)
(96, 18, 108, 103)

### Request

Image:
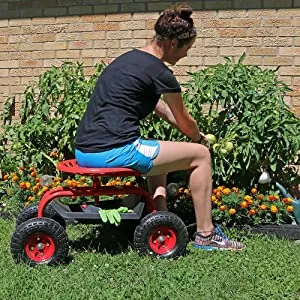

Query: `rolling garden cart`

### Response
(10, 159, 188, 266)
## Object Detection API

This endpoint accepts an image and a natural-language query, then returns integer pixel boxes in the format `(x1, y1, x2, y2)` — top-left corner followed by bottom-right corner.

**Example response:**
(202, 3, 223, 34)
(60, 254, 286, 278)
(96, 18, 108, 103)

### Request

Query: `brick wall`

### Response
(1, 0, 300, 117)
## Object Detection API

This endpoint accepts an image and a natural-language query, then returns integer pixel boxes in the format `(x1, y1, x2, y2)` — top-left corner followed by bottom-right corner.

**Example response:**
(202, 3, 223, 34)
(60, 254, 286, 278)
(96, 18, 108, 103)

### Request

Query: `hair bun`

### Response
(177, 6, 193, 20)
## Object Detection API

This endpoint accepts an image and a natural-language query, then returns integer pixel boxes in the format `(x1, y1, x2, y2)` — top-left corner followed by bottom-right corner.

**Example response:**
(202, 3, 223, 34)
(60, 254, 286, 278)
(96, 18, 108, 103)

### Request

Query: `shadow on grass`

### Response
(68, 222, 138, 256)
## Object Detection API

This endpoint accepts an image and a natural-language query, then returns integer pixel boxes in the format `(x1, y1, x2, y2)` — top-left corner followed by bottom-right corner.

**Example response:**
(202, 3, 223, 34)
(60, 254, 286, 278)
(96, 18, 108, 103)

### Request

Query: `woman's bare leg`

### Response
(147, 175, 167, 211)
(145, 141, 213, 235)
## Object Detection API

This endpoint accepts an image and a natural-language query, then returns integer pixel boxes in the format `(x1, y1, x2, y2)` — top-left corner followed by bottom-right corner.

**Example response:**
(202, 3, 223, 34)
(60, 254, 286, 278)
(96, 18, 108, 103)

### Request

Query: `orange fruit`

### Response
(3, 174, 9, 180)
(247, 199, 253, 205)
(273, 195, 279, 201)
(42, 186, 49, 193)
(12, 175, 19, 182)
(125, 181, 131, 186)
(30, 171, 37, 177)
(178, 187, 184, 193)
(215, 191, 222, 199)
(240, 201, 248, 208)
(217, 186, 224, 192)
(259, 204, 267, 210)
(80, 177, 86, 182)
(35, 177, 40, 183)
(232, 187, 239, 193)
(286, 206, 294, 212)
(29, 167, 35, 172)
(249, 209, 257, 215)
(19, 166, 25, 171)
(219, 205, 226, 211)
(251, 188, 257, 194)
(229, 208, 236, 215)
(32, 186, 39, 192)
(37, 191, 43, 197)
(244, 195, 252, 202)
(19, 182, 26, 189)
(270, 205, 278, 213)
(184, 188, 190, 195)
(25, 182, 31, 189)
(211, 195, 217, 202)
(213, 188, 218, 194)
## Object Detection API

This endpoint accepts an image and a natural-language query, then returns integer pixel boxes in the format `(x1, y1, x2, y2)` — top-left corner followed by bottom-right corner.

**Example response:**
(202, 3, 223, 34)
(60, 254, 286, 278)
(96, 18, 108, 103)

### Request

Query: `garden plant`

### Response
(0, 55, 300, 229)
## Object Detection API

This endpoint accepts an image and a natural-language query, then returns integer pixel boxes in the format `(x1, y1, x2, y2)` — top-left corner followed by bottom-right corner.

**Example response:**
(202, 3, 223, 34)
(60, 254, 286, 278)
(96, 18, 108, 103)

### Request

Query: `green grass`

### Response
(0, 218, 299, 300)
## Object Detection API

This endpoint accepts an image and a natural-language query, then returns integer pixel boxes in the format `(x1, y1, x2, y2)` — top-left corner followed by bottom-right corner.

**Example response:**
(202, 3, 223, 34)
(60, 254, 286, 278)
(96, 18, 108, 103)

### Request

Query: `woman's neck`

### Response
(139, 40, 165, 61)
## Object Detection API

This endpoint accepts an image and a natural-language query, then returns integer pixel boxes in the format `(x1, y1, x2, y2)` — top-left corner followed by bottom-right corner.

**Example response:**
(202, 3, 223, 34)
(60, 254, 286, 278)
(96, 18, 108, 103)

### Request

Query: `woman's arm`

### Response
(154, 93, 205, 142)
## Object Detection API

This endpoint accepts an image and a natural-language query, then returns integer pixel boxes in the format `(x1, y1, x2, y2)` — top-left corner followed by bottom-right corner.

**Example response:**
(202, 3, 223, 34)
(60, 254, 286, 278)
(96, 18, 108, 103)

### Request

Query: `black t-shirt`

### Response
(74, 49, 181, 152)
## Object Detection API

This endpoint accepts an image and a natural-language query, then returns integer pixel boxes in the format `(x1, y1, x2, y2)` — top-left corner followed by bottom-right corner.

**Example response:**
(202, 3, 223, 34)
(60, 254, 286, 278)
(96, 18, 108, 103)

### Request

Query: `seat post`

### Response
(92, 176, 101, 204)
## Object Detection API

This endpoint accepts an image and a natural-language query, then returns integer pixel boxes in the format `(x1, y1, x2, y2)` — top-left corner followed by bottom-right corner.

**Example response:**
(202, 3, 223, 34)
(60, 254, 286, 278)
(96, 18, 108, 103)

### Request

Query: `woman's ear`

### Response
(170, 39, 177, 48)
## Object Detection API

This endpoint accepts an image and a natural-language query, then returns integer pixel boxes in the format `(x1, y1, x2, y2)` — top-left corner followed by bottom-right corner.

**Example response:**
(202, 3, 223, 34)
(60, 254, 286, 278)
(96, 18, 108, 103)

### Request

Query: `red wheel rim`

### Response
(148, 225, 177, 255)
(25, 233, 55, 262)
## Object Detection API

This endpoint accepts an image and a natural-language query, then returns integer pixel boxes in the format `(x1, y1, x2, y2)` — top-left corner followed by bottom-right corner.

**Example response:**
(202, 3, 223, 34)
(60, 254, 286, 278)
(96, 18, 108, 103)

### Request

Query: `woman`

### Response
(74, 5, 245, 251)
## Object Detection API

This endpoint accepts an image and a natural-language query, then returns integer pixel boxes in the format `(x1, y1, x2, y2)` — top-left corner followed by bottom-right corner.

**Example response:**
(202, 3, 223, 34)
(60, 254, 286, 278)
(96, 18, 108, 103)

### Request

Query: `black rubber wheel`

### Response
(16, 203, 66, 229)
(133, 211, 188, 258)
(11, 217, 69, 266)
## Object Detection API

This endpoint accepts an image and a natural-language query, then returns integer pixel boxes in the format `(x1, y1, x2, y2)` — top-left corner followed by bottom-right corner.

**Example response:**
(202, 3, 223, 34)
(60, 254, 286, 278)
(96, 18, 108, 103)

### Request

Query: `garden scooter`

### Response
(10, 159, 189, 266)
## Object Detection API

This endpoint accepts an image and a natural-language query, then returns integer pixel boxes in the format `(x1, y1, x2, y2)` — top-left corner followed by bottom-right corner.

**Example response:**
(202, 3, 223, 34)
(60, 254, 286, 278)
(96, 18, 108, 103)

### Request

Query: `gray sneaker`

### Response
(193, 227, 245, 251)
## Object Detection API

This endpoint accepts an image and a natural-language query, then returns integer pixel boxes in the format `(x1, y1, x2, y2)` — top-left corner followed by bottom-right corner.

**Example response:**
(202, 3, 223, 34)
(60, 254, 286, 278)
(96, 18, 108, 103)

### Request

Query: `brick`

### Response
(133, 30, 154, 39)
(69, 40, 93, 49)
(94, 22, 120, 31)
(32, 34, 55, 42)
(248, 28, 277, 37)
(56, 50, 80, 59)
(56, 33, 80, 41)
(133, 12, 159, 20)
(106, 30, 132, 39)
(31, 17, 56, 25)
(293, 77, 300, 85)
(0, 20, 9, 27)
(248, 47, 277, 56)
(21, 76, 38, 85)
(218, 10, 246, 18)
(189, 47, 218, 57)
(0, 44, 19, 52)
(20, 60, 43, 68)
(204, 38, 233, 47)
(0, 69, 9, 77)
(0, 77, 20, 86)
(279, 67, 300, 76)
(43, 59, 67, 68)
(263, 56, 293, 66)
(176, 57, 203, 66)
(234, 38, 262, 47)
(55, 16, 80, 24)
(120, 21, 145, 31)
(196, 28, 219, 38)
(9, 19, 31, 26)
(170, 65, 191, 76)
(80, 15, 106, 23)
(57, 0, 82, 5)
(31, 51, 55, 59)
(296, 38, 300, 46)
(280, 76, 292, 85)
(106, 13, 131, 22)
(294, 57, 300, 66)
(69, 23, 93, 32)
(21, 43, 43, 51)
(0, 60, 19, 69)
(277, 9, 300, 17)
(243, 56, 262, 65)
(120, 39, 146, 48)
(263, 37, 293, 47)
(202, 19, 231, 28)
(194, 10, 217, 19)
(279, 47, 300, 56)
(278, 27, 300, 36)
(21, 25, 43, 34)
(69, 6, 93, 15)
(146, 19, 156, 30)
(204, 56, 226, 66)
(80, 32, 105, 40)
(294, 18, 300, 26)
(0, 36, 8, 43)
(10, 68, 35, 77)
(94, 39, 120, 49)
(93, 4, 119, 14)
(218, 28, 247, 38)
(106, 49, 127, 58)
(247, 9, 277, 17)
(231, 18, 261, 28)
(9, 34, 32, 43)
(44, 24, 68, 33)
(44, 41, 67, 50)
(263, 18, 292, 27)
(1, 27, 21, 35)
(220, 47, 247, 56)
(82, 49, 106, 57)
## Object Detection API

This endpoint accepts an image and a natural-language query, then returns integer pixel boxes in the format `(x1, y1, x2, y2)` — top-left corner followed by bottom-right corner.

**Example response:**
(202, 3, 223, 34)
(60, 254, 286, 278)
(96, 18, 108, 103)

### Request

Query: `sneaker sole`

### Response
(193, 243, 245, 251)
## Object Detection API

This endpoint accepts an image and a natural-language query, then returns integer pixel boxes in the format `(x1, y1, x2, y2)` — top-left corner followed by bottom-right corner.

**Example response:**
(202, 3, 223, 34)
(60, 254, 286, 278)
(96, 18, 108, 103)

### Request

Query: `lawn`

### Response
(0, 218, 299, 300)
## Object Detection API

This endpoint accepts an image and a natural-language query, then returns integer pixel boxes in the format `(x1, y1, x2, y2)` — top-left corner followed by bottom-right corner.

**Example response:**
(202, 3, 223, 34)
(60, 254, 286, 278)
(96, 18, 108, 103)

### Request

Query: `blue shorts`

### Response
(75, 138, 160, 174)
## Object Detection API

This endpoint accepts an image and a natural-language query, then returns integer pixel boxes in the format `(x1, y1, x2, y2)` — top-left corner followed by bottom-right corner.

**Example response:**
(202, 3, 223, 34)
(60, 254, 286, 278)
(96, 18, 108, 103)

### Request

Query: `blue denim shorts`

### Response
(75, 138, 160, 174)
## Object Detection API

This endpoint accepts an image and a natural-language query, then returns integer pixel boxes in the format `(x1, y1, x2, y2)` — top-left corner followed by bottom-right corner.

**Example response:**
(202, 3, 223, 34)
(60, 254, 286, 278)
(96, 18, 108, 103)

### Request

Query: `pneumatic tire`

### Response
(16, 203, 66, 229)
(11, 217, 69, 266)
(133, 211, 188, 258)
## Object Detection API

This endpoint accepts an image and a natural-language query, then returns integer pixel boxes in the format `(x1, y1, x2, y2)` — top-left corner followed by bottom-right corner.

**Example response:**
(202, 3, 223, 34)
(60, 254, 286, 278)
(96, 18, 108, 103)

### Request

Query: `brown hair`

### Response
(154, 5, 196, 47)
